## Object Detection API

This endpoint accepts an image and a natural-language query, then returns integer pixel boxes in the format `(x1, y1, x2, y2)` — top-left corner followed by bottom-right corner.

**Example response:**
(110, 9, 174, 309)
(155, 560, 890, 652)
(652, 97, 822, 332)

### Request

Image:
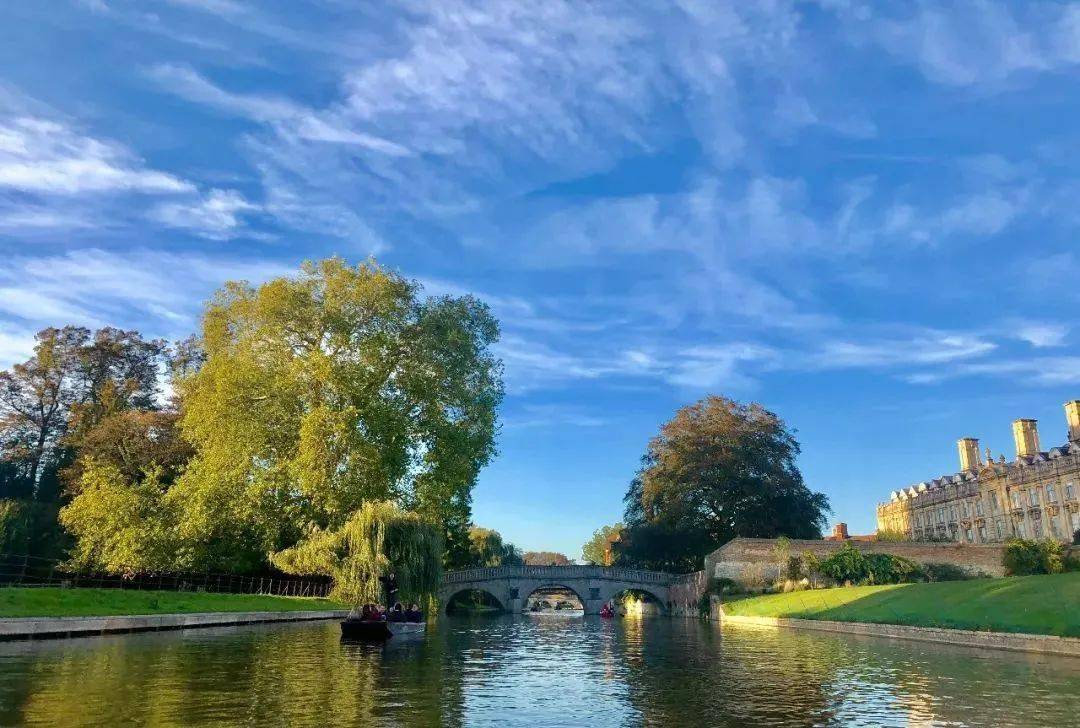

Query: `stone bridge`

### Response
(440, 565, 674, 615)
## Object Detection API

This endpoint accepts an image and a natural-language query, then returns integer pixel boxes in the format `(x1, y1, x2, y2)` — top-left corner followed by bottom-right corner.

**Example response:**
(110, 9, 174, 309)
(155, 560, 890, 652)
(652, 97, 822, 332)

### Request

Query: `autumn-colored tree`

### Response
(620, 396, 829, 571)
(581, 523, 622, 565)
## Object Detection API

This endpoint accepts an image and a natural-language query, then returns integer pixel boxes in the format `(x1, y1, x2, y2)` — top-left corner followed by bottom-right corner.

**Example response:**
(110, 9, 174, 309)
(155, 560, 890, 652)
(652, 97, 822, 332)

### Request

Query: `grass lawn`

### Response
(722, 572, 1080, 638)
(0, 587, 344, 618)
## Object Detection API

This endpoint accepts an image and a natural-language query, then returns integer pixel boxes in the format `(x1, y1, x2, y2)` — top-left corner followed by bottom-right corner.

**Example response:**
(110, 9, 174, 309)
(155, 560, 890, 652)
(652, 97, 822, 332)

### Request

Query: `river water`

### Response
(0, 613, 1077, 727)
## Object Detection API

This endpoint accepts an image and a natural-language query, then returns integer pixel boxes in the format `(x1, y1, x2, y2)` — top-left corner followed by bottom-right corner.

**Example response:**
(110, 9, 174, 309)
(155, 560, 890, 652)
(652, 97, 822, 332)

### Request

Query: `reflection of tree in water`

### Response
(2, 623, 463, 727)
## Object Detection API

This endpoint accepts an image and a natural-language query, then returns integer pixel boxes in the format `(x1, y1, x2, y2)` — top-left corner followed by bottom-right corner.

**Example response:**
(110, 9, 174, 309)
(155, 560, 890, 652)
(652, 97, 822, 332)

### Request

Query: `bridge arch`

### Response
(439, 565, 675, 616)
(443, 587, 506, 615)
(609, 586, 667, 616)
(522, 583, 587, 612)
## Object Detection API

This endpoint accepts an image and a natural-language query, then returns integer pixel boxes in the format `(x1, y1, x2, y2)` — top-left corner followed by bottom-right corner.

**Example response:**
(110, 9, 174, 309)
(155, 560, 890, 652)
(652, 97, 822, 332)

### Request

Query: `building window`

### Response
(990, 493, 998, 512)
(995, 520, 1004, 539)
(1066, 482, 1076, 500)
(1071, 512, 1080, 532)
(950, 506, 958, 521)
(1033, 519, 1043, 538)
(1047, 484, 1056, 502)
(978, 525, 987, 542)
(976, 500, 984, 517)
(964, 527, 973, 543)
(938, 507, 945, 523)
(1050, 518, 1060, 538)
(1011, 492, 1022, 509)
(1016, 521, 1026, 538)
(1028, 488, 1038, 507)
(961, 502, 969, 518)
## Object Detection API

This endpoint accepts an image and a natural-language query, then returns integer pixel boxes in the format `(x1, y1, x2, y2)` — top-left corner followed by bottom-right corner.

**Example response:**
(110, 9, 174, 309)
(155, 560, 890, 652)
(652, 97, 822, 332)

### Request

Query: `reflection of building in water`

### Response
(877, 401, 1080, 543)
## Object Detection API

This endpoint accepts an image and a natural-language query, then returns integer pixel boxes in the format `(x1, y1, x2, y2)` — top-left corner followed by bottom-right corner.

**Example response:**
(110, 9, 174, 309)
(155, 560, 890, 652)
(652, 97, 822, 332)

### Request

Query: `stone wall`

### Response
(668, 570, 706, 617)
(706, 537, 1009, 586)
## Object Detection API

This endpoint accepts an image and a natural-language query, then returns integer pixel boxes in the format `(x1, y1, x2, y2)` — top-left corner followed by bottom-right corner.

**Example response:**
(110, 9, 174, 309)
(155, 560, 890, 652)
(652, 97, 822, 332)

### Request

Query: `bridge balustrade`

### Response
(443, 565, 674, 584)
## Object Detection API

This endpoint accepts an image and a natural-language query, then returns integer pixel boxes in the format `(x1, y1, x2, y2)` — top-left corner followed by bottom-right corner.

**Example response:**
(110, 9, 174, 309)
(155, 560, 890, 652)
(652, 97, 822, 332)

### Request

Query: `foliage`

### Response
(170, 258, 503, 572)
(801, 550, 822, 586)
(784, 555, 803, 581)
(1003, 538, 1067, 576)
(581, 523, 622, 566)
(772, 536, 792, 579)
(815, 544, 920, 585)
(920, 562, 973, 582)
(1073, 529, 1080, 546)
(464, 526, 522, 567)
(611, 517, 711, 573)
(59, 459, 179, 574)
(272, 500, 443, 609)
(620, 396, 829, 571)
(522, 551, 572, 566)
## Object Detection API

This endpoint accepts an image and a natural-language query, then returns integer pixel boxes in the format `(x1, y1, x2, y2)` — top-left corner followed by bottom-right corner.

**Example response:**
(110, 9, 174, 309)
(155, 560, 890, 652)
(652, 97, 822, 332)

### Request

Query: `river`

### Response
(0, 613, 1077, 726)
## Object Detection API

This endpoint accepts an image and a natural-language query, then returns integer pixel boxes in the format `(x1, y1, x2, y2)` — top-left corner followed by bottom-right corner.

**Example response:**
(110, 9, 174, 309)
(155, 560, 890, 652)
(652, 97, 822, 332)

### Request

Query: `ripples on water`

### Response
(0, 613, 1076, 727)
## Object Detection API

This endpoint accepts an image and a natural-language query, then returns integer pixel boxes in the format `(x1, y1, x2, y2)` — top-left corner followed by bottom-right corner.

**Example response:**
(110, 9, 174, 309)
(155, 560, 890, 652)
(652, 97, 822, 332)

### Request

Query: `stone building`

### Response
(876, 401, 1080, 544)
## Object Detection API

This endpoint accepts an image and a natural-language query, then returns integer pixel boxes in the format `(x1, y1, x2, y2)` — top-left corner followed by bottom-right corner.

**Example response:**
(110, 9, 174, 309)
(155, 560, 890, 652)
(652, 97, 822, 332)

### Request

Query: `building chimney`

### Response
(1067, 401, 1080, 443)
(832, 523, 849, 540)
(1012, 418, 1040, 459)
(957, 437, 981, 471)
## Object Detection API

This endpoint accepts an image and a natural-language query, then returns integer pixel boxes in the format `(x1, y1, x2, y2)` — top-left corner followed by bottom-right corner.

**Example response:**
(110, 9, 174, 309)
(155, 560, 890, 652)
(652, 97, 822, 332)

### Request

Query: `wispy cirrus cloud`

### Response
(0, 116, 191, 194)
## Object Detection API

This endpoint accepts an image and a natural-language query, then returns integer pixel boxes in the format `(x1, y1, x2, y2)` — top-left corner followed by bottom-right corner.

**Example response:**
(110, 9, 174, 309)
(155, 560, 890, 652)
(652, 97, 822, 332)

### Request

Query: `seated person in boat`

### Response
(405, 603, 422, 622)
(388, 602, 406, 622)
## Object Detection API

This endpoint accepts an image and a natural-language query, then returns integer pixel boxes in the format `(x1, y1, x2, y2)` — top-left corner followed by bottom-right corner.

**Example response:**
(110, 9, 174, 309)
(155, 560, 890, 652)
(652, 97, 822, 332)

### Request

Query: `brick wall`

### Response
(705, 537, 1009, 586)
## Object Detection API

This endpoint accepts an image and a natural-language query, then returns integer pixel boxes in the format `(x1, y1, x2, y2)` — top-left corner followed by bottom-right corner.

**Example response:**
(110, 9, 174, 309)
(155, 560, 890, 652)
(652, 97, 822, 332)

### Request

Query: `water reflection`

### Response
(0, 616, 1076, 726)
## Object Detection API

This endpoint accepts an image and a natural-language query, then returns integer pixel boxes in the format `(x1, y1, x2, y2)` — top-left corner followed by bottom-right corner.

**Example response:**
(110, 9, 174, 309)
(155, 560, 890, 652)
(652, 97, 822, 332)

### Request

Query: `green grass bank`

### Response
(722, 573, 1080, 638)
(0, 588, 343, 618)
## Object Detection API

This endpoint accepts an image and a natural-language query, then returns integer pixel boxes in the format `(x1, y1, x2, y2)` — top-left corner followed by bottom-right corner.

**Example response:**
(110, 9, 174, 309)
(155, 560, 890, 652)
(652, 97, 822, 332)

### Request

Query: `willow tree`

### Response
(168, 258, 502, 571)
(272, 501, 443, 609)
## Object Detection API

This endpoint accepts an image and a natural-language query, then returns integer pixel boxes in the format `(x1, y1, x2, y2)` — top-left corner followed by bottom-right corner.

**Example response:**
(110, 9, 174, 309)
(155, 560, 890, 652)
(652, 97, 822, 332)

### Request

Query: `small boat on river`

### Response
(340, 618, 426, 641)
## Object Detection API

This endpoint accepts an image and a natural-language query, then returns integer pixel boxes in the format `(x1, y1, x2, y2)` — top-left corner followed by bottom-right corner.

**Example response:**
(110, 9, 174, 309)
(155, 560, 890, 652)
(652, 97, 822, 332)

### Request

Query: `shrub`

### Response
(874, 529, 910, 543)
(864, 552, 920, 584)
(920, 562, 971, 582)
(711, 577, 740, 594)
(818, 543, 867, 584)
(801, 550, 822, 587)
(784, 554, 803, 581)
(1003, 538, 1066, 576)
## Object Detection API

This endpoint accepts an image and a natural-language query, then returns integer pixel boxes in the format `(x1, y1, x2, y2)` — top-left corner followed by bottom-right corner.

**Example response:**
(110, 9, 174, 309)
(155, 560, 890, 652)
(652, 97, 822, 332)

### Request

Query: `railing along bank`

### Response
(443, 565, 675, 584)
(0, 553, 333, 598)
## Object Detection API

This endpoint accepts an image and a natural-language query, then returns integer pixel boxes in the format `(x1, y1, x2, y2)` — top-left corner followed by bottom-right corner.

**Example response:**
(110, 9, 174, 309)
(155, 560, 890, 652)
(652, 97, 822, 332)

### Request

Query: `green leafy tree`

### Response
(465, 526, 522, 567)
(169, 258, 502, 571)
(522, 551, 572, 566)
(621, 396, 829, 571)
(272, 500, 443, 610)
(581, 523, 622, 566)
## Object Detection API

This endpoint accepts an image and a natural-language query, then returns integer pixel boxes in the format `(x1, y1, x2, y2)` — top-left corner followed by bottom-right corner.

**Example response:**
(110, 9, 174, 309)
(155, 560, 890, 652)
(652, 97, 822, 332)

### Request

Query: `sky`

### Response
(2, 1, 1079, 559)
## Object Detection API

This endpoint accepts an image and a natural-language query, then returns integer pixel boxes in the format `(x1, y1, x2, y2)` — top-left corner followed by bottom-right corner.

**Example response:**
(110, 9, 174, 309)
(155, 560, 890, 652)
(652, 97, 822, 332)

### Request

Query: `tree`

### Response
(465, 526, 523, 567)
(272, 500, 443, 609)
(523, 551, 571, 566)
(0, 327, 86, 492)
(168, 258, 503, 572)
(581, 523, 622, 566)
(620, 396, 829, 571)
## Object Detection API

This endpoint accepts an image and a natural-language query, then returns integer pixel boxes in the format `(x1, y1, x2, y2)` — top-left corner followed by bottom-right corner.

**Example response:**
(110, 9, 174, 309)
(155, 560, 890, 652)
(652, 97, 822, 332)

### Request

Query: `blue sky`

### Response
(2, 1, 1079, 558)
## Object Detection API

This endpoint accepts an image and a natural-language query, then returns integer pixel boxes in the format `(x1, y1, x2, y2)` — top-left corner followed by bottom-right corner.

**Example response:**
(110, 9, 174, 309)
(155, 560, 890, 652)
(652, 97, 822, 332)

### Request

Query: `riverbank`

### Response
(0, 587, 343, 618)
(721, 572, 1080, 637)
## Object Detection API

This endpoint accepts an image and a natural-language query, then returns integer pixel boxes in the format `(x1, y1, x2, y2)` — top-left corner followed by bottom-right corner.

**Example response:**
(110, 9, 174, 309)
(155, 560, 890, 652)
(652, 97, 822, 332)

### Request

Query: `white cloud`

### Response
(152, 188, 258, 239)
(0, 248, 293, 361)
(816, 332, 996, 368)
(1010, 322, 1068, 348)
(146, 64, 410, 155)
(0, 117, 192, 194)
